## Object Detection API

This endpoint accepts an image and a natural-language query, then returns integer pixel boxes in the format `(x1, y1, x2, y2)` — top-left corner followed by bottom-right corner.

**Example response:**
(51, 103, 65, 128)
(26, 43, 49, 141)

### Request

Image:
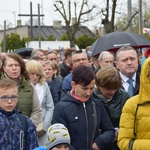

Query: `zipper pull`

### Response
(20, 131, 24, 150)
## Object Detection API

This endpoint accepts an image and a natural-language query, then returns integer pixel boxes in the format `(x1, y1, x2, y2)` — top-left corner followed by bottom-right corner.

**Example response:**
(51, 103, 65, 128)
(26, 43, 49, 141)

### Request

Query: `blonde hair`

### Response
(44, 61, 55, 70)
(0, 79, 17, 90)
(26, 60, 45, 84)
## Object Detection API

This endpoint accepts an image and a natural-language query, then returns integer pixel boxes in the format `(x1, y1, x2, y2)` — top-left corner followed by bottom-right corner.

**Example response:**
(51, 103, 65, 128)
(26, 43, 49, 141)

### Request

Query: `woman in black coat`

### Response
(52, 65, 115, 150)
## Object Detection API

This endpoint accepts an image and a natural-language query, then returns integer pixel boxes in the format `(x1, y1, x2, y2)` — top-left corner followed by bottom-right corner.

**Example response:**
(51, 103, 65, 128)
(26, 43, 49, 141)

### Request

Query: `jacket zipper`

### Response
(83, 102, 89, 149)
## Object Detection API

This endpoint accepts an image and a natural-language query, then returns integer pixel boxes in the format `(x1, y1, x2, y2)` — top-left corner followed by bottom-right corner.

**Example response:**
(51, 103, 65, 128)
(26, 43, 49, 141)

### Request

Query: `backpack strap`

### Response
(18, 112, 28, 149)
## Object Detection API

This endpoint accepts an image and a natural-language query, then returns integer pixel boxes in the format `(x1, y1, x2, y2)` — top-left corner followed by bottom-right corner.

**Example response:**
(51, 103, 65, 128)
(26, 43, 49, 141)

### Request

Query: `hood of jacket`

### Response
(139, 57, 150, 103)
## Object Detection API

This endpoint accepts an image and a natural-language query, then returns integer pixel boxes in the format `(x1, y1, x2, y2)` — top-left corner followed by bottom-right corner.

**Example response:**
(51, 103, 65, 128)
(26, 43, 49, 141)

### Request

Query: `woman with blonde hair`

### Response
(26, 60, 54, 146)
(44, 61, 62, 105)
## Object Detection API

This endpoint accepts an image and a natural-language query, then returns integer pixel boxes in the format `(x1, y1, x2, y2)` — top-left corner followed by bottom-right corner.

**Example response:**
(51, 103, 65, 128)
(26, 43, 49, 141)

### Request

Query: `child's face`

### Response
(52, 144, 69, 150)
(0, 87, 18, 112)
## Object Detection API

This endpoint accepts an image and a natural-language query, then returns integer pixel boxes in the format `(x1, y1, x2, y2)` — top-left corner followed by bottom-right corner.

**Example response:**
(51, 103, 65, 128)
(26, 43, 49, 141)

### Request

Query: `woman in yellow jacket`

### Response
(117, 57, 150, 150)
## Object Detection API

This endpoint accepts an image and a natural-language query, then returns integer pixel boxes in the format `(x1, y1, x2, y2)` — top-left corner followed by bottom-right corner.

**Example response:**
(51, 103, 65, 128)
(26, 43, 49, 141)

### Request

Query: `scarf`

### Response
(4, 72, 22, 87)
(70, 89, 89, 103)
(93, 86, 112, 103)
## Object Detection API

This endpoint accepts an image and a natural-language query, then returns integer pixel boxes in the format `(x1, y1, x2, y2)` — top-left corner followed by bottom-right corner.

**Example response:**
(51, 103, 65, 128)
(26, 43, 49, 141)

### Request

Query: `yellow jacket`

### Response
(117, 57, 150, 150)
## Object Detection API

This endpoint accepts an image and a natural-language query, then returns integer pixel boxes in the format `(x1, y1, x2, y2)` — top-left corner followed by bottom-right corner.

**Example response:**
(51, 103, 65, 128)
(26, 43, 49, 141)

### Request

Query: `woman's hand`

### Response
(92, 143, 100, 150)
(37, 130, 46, 137)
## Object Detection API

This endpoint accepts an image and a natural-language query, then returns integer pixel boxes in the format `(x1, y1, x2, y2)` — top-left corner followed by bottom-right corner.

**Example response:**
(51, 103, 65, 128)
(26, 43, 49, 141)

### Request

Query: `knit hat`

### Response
(46, 123, 70, 150)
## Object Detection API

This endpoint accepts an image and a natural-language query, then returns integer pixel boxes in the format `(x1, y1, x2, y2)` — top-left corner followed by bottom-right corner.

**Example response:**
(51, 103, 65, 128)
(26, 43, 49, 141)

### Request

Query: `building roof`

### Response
(28, 25, 96, 40)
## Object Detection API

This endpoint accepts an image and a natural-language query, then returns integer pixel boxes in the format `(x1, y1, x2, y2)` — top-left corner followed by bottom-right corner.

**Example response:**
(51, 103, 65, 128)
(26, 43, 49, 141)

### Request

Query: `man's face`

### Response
(47, 53, 58, 63)
(98, 86, 117, 99)
(72, 53, 88, 68)
(99, 56, 114, 68)
(115, 50, 138, 78)
(3, 58, 21, 82)
(36, 51, 44, 58)
(71, 79, 95, 101)
(0, 87, 18, 112)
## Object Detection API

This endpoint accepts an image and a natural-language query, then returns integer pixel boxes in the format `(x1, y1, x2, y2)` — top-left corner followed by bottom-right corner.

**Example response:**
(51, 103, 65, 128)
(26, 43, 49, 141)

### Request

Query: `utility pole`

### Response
(138, 0, 142, 35)
(3, 20, 6, 52)
(128, 0, 132, 32)
(30, 2, 33, 40)
(18, 2, 44, 40)
(41, 0, 43, 25)
(38, 4, 41, 48)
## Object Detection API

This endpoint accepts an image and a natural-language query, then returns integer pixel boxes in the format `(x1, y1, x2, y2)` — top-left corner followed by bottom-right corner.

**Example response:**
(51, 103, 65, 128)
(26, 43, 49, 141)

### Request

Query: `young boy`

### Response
(34, 123, 71, 150)
(0, 79, 38, 150)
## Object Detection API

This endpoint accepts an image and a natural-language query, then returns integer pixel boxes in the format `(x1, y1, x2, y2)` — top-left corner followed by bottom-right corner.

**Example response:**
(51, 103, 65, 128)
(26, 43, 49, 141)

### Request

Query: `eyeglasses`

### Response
(0, 95, 19, 102)
(73, 58, 87, 62)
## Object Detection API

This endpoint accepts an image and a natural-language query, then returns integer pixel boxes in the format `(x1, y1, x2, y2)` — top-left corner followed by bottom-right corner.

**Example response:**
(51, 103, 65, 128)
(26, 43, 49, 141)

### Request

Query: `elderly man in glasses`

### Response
(0, 79, 38, 150)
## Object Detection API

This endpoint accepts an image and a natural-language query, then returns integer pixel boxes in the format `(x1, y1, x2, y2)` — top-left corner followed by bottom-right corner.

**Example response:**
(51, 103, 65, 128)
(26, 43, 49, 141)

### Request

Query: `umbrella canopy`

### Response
(14, 48, 33, 58)
(87, 31, 150, 56)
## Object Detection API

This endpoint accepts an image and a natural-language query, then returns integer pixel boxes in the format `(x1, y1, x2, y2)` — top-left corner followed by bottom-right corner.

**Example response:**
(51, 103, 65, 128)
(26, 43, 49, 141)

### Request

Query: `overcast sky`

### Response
(0, 0, 128, 30)
(0, 0, 54, 28)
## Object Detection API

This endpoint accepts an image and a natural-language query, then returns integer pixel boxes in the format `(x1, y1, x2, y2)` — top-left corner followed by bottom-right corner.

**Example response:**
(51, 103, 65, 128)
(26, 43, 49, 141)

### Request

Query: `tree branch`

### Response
(122, 11, 138, 31)
(54, 0, 69, 25)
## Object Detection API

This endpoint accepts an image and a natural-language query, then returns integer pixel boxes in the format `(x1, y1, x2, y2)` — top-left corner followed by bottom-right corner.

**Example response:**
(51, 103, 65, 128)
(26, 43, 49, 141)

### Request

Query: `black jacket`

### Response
(92, 88, 130, 128)
(92, 88, 130, 150)
(52, 92, 115, 150)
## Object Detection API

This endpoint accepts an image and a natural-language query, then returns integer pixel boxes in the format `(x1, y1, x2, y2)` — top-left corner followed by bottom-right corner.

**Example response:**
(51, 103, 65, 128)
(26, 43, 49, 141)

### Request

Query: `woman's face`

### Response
(98, 86, 117, 99)
(44, 64, 54, 80)
(71, 79, 95, 101)
(3, 57, 21, 82)
(29, 73, 40, 85)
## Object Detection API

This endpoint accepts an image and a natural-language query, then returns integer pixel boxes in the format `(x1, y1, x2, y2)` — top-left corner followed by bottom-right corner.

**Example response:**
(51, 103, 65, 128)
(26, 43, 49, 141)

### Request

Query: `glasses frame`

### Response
(0, 95, 19, 102)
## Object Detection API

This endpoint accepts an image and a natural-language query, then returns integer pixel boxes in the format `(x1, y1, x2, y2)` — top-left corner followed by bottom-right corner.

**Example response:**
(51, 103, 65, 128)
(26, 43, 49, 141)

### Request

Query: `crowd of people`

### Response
(0, 45, 149, 150)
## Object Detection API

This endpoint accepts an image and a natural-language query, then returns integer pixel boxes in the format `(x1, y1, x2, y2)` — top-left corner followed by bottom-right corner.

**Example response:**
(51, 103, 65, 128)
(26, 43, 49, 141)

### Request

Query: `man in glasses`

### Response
(62, 50, 89, 92)
(0, 79, 38, 150)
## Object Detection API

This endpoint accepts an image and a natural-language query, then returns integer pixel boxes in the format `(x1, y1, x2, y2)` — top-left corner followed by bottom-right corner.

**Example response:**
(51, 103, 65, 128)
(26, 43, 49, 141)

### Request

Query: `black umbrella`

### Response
(87, 31, 150, 56)
(14, 48, 33, 58)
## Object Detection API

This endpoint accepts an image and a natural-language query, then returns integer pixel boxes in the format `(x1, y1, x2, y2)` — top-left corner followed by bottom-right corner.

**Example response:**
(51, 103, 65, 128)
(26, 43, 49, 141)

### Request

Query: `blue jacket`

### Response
(46, 80, 59, 105)
(52, 92, 115, 150)
(62, 73, 72, 92)
(46, 77, 62, 105)
(34, 146, 47, 150)
(0, 107, 38, 150)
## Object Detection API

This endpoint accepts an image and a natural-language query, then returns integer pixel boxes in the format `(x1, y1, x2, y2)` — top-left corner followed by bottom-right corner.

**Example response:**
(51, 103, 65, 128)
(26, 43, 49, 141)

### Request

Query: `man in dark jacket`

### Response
(60, 49, 73, 78)
(62, 50, 89, 92)
(53, 65, 115, 150)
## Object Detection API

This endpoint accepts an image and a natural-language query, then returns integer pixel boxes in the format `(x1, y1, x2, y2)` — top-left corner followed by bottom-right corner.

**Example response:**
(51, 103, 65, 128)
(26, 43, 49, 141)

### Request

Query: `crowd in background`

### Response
(0, 45, 150, 150)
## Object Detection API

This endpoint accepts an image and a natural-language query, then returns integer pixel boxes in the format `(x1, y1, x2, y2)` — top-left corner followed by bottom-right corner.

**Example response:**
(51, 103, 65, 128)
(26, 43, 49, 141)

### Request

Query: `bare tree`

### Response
(54, 0, 96, 48)
(102, 0, 141, 33)
(101, 0, 117, 34)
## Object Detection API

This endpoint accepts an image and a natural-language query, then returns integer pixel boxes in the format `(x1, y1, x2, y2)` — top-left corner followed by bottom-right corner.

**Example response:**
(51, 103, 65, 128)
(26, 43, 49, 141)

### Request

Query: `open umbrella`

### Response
(14, 48, 33, 58)
(87, 31, 150, 56)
